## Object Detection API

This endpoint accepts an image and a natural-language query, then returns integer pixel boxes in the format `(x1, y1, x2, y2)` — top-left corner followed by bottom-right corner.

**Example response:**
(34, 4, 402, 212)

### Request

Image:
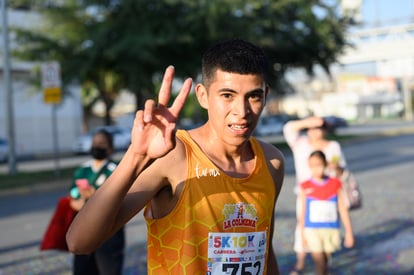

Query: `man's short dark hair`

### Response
(201, 39, 269, 87)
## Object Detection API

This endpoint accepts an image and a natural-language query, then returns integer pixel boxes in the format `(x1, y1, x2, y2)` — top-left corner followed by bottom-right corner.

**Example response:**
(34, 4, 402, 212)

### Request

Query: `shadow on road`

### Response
(275, 218, 414, 275)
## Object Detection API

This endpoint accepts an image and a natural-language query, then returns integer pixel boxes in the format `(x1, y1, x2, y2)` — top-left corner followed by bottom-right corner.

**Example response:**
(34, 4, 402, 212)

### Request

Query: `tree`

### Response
(11, 0, 126, 129)
(187, 0, 350, 94)
(10, 0, 351, 126)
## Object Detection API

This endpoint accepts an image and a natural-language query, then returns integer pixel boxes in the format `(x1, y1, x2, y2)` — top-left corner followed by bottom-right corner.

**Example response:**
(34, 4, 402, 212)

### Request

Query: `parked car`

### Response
(0, 138, 8, 163)
(254, 114, 298, 137)
(323, 115, 348, 133)
(72, 126, 131, 154)
(178, 118, 204, 130)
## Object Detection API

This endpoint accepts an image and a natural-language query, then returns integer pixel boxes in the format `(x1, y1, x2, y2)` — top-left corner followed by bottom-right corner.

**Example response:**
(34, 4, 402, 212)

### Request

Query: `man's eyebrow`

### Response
(217, 88, 237, 93)
(248, 88, 265, 94)
(217, 88, 265, 94)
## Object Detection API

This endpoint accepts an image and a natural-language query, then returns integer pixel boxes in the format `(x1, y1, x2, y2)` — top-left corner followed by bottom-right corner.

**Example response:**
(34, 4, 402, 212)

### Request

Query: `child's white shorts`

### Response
(304, 228, 341, 253)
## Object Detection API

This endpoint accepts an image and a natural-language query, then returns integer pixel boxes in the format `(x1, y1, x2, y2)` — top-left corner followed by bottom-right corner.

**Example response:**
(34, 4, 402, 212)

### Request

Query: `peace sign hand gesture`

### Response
(131, 66, 192, 159)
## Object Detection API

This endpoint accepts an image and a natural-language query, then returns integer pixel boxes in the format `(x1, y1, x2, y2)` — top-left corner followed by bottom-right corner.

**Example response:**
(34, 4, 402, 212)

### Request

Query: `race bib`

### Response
(207, 231, 267, 275)
(309, 200, 337, 223)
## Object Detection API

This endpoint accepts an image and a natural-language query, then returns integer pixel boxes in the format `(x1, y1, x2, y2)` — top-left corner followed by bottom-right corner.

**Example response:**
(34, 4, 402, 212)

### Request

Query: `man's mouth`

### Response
(230, 124, 247, 130)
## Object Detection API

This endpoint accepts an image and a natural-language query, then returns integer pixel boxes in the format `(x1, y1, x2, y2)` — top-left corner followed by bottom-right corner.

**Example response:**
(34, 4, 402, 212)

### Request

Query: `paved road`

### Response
(0, 123, 414, 274)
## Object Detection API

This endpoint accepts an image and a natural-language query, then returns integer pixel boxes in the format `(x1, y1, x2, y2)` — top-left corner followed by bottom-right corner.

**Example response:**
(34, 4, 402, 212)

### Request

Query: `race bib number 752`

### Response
(207, 231, 267, 275)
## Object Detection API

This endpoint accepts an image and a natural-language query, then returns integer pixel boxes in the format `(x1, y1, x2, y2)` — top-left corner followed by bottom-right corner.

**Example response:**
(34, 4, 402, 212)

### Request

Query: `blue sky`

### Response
(361, 0, 413, 26)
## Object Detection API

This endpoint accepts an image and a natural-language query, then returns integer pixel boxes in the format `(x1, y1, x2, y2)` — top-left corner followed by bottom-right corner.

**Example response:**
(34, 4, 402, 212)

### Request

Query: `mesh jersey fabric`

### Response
(144, 130, 277, 274)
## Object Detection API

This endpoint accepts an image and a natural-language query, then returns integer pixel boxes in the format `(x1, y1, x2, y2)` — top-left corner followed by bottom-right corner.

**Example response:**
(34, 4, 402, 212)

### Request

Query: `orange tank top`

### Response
(144, 130, 276, 275)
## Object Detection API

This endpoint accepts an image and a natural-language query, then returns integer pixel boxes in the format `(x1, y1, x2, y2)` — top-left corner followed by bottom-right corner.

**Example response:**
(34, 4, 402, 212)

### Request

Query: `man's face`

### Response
(196, 69, 268, 145)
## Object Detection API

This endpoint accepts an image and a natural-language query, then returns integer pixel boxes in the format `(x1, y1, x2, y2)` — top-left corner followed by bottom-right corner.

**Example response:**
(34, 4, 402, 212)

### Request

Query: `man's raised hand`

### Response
(131, 66, 192, 158)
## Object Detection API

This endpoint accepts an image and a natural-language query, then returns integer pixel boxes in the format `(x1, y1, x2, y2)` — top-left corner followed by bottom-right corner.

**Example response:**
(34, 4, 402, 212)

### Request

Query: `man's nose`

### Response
(233, 99, 250, 117)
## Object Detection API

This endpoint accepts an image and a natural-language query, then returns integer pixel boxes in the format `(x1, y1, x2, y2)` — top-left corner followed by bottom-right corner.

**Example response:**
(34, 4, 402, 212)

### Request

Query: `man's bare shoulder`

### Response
(155, 135, 187, 172)
(255, 139, 285, 194)
(256, 139, 285, 161)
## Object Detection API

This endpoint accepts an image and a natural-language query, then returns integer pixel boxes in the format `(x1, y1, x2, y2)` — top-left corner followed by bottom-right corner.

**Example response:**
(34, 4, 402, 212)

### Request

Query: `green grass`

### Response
(0, 166, 76, 191)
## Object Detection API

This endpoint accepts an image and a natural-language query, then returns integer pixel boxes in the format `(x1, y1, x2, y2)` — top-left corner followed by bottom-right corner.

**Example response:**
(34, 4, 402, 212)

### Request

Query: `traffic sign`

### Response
(43, 87, 62, 104)
(41, 62, 62, 104)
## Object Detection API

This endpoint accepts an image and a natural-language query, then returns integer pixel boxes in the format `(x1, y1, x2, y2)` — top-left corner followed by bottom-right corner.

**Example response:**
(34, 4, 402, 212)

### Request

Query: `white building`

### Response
(281, 0, 414, 121)
(0, 8, 83, 156)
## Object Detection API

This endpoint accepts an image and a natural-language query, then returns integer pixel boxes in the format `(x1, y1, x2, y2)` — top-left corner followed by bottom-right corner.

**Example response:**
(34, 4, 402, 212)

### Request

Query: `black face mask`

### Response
(90, 147, 108, 160)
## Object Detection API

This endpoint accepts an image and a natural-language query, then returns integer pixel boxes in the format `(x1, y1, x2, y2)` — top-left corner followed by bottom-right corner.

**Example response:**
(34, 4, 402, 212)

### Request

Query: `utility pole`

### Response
(1, 0, 17, 174)
(402, 78, 413, 121)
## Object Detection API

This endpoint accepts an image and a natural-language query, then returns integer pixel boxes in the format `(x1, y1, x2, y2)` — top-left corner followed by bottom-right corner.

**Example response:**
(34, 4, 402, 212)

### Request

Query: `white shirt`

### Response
(283, 122, 347, 192)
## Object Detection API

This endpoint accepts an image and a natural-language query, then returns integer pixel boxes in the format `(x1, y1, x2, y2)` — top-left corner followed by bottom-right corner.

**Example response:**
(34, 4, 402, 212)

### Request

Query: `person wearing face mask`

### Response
(69, 129, 125, 275)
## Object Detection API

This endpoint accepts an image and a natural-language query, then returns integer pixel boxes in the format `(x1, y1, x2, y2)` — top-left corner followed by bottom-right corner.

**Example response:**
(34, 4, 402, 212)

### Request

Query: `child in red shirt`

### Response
(298, 150, 354, 275)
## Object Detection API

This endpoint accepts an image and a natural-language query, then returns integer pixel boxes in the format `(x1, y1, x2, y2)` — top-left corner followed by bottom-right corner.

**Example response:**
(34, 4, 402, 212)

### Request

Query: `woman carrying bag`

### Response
(41, 129, 125, 275)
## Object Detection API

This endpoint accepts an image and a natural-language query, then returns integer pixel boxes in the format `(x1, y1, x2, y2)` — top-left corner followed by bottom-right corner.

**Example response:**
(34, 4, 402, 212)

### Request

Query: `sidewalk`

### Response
(5, 118, 408, 195)
(2, 119, 414, 175)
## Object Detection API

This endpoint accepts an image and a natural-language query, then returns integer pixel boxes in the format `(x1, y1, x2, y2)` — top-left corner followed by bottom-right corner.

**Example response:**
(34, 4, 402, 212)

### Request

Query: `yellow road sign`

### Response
(42, 62, 62, 104)
(44, 87, 62, 104)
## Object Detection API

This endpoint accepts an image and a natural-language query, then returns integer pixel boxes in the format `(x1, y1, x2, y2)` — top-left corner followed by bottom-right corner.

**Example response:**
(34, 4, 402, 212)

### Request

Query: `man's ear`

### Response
(195, 83, 208, 110)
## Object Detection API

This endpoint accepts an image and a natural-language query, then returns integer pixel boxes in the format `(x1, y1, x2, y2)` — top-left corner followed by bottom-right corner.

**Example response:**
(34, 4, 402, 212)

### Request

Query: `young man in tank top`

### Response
(67, 39, 285, 274)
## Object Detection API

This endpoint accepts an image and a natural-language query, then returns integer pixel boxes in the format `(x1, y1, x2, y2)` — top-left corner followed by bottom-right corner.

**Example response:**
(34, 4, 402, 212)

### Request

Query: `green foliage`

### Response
(0, 166, 76, 191)
(10, 0, 350, 123)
